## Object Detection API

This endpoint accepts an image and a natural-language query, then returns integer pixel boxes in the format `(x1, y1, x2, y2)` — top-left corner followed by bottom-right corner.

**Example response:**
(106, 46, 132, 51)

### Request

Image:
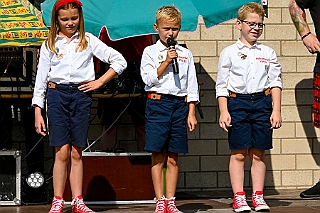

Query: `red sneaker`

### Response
(154, 196, 166, 213)
(252, 191, 270, 211)
(166, 197, 182, 213)
(71, 195, 96, 213)
(48, 196, 64, 213)
(232, 191, 251, 212)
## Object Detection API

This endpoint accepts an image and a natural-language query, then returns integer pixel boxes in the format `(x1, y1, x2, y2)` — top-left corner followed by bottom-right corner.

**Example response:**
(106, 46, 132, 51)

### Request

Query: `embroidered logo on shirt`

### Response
(256, 57, 269, 63)
(237, 52, 247, 60)
(178, 56, 188, 63)
(55, 47, 63, 59)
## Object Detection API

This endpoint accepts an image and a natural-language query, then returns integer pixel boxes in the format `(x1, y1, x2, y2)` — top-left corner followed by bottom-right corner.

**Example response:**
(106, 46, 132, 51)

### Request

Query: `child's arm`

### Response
(267, 46, 282, 129)
(216, 48, 232, 132)
(32, 42, 51, 109)
(218, 96, 231, 132)
(79, 34, 127, 92)
(270, 87, 282, 129)
(188, 102, 197, 131)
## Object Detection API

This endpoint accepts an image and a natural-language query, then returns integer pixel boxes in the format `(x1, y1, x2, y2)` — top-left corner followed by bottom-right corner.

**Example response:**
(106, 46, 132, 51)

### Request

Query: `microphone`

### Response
(167, 38, 179, 75)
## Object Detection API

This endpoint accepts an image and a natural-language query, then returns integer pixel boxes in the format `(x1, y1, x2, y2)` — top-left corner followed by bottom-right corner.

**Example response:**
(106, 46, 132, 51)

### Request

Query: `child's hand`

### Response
(78, 80, 103, 92)
(219, 112, 232, 132)
(188, 114, 198, 131)
(35, 106, 46, 136)
(270, 110, 282, 129)
(165, 48, 178, 64)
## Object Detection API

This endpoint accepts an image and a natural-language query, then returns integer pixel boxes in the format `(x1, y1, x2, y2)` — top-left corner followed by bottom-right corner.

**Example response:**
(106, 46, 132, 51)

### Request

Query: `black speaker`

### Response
(0, 47, 37, 91)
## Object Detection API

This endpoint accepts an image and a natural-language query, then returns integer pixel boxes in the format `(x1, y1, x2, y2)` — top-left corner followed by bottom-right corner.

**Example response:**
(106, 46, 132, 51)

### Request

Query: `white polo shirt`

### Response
(32, 32, 127, 108)
(216, 39, 282, 98)
(140, 40, 199, 103)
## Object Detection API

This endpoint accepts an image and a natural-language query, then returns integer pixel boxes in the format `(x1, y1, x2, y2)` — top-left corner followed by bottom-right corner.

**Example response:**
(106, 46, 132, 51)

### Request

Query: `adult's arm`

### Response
(289, 0, 320, 53)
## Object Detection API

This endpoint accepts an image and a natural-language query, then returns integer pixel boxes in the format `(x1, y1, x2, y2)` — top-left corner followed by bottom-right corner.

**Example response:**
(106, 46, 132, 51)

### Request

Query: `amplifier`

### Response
(0, 150, 21, 206)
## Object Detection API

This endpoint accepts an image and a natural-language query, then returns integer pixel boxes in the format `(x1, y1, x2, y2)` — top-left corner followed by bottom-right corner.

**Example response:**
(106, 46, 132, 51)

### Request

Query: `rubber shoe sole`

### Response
(233, 206, 251, 212)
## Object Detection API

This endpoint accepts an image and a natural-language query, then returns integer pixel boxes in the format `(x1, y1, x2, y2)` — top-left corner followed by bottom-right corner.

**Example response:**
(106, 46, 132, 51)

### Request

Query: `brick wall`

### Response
(9, 0, 320, 194)
(175, 0, 320, 191)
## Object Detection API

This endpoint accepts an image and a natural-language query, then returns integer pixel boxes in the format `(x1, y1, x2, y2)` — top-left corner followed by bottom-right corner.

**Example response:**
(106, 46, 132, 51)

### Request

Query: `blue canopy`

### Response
(41, 0, 261, 40)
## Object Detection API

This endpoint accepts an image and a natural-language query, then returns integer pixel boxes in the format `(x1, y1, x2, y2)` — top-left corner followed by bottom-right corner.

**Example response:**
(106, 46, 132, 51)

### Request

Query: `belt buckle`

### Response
(48, 81, 56, 89)
(229, 92, 236, 98)
(264, 88, 271, 96)
(148, 93, 161, 100)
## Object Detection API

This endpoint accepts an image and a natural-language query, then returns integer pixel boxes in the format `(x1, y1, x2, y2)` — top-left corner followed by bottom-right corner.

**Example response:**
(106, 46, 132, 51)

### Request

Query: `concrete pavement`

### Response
(0, 189, 319, 212)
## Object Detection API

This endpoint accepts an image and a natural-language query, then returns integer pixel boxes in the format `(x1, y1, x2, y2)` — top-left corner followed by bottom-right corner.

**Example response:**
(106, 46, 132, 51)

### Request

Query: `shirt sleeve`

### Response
(296, 0, 313, 9)
(32, 41, 51, 109)
(89, 34, 127, 75)
(186, 51, 199, 103)
(216, 48, 231, 98)
(140, 46, 160, 87)
(268, 48, 282, 89)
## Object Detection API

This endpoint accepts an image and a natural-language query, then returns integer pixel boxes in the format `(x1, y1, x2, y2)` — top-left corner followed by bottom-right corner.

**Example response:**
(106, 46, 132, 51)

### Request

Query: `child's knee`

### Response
(250, 148, 265, 160)
(152, 152, 166, 165)
(166, 153, 179, 166)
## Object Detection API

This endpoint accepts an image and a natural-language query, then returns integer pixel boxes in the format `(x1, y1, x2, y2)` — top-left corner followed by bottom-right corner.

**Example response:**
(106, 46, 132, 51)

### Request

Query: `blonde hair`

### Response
(156, 6, 181, 25)
(238, 2, 265, 21)
(47, 1, 88, 55)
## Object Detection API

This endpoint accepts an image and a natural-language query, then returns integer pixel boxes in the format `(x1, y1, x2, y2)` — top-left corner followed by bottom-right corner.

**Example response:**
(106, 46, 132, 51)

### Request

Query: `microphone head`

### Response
(167, 38, 176, 47)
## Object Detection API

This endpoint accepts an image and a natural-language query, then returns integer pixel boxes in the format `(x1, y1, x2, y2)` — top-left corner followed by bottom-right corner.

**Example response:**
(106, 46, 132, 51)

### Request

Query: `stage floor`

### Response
(0, 189, 319, 213)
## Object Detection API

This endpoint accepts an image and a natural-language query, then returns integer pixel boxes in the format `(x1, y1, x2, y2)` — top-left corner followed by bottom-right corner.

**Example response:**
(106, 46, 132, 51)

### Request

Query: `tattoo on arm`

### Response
(289, 0, 308, 35)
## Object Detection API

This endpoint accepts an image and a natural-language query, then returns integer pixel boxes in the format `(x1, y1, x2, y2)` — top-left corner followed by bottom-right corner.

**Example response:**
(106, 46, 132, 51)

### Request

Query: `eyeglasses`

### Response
(240, 20, 265, 29)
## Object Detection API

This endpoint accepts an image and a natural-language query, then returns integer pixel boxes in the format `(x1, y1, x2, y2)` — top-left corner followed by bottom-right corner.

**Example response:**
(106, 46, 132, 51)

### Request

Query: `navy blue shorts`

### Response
(47, 84, 92, 147)
(228, 93, 273, 150)
(144, 95, 188, 153)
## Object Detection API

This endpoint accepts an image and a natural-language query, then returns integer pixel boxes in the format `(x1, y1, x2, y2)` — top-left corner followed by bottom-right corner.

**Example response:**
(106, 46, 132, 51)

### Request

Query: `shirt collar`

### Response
(55, 31, 80, 42)
(236, 39, 261, 49)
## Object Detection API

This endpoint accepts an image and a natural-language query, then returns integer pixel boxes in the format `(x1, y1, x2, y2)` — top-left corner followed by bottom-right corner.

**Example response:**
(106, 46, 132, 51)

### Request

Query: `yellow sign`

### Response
(0, 0, 49, 46)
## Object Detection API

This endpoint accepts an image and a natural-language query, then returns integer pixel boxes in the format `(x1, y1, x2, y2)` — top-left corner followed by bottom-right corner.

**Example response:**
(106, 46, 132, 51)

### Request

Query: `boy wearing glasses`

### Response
(216, 2, 282, 212)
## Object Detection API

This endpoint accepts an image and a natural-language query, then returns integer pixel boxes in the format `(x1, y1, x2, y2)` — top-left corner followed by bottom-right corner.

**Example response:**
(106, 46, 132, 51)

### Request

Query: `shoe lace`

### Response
(155, 199, 166, 212)
(72, 197, 93, 212)
(234, 194, 248, 206)
(253, 193, 267, 205)
(167, 199, 181, 213)
(50, 198, 64, 212)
